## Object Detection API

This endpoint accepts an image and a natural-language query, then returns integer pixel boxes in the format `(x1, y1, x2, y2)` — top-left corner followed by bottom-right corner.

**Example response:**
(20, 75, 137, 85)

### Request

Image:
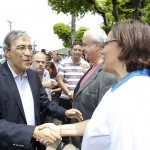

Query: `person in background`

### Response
(0, 30, 83, 150)
(31, 52, 57, 100)
(46, 61, 62, 105)
(40, 19, 150, 150)
(57, 41, 90, 147)
(71, 28, 116, 149)
(51, 50, 60, 72)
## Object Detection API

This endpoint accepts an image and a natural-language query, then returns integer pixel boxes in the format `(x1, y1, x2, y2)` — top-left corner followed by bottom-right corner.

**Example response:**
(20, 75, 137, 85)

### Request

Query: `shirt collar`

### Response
(70, 56, 82, 64)
(7, 61, 27, 78)
(111, 69, 150, 92)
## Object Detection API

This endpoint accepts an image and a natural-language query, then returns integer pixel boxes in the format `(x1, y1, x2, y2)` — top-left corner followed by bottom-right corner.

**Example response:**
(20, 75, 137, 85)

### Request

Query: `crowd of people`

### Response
(0, 19, 150, 150)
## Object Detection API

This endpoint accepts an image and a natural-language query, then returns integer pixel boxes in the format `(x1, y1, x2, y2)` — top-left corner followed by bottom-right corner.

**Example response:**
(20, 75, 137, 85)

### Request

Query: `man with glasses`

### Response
(71, 28, 116, 149)
(0, 30, 83, 150)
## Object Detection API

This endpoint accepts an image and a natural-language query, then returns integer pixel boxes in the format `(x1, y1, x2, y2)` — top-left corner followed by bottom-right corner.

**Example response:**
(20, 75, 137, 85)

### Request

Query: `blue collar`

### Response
(111, 69, 150, 92)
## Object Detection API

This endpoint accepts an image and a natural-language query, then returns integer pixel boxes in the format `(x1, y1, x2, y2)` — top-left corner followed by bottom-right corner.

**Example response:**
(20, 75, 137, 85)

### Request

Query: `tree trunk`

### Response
(88, 0, 108, 26)
(112, 0, 119, 22)
(71, 16, 76, 45)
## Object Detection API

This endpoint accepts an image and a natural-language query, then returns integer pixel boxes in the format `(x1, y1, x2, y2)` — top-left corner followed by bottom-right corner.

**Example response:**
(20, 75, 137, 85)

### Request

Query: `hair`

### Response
(83, 28, 107, 43)
(41, 49, 46, 54)
(71, 41, 83, 49)
(111, 19, 150, 72)
(3, 30, 30, 50)
(32, 51, 46, 61)
(46, 61, 57, 78)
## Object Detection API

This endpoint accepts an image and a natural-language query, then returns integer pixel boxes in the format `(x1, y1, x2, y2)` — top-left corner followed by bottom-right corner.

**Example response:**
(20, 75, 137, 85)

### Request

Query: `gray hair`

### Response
(83, 28, 107, 43)
(3, 30, 30, 49)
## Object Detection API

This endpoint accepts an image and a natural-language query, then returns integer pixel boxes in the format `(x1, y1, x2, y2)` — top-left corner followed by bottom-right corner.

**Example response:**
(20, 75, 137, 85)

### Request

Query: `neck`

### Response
(8, 60, 24, 76)
(92, 57, 103, 66)
(113, 64, 128, 81)
(71, 56, 81, 63)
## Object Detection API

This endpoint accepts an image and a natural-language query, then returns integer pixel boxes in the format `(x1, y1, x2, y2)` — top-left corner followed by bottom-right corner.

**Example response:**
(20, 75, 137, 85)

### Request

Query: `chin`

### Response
(24, 65, 30, 71)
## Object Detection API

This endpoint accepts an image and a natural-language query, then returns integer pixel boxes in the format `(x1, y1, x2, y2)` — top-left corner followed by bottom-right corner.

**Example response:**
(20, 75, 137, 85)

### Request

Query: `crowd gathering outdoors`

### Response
(0, 19, 150, 150)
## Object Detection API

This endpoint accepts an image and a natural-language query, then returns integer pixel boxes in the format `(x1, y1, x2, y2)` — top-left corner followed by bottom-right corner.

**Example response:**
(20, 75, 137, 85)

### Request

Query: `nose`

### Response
(23, 48, 32, 56)
(39, 62, 43, 66)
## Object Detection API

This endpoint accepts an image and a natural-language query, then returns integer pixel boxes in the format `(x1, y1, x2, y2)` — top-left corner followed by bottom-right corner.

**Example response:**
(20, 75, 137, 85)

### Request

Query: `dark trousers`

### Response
(59, 98, 72, 143)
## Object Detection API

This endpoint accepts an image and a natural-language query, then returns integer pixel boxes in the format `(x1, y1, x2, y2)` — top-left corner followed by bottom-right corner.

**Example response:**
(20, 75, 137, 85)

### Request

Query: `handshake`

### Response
(32, 108, 83, 147)
(33, 123, 62, 147)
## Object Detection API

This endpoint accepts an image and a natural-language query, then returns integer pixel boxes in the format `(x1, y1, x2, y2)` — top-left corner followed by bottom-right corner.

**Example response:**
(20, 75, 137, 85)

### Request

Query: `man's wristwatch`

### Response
(67, 91, 72, 97)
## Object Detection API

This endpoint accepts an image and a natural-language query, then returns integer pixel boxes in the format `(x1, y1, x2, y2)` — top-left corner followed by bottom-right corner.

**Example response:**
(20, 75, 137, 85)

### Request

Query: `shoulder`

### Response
(98, 70, 117, 85)
(60, 57, 71, 64)
(80, 58, 90, 69)
(27, 69, 39, 78)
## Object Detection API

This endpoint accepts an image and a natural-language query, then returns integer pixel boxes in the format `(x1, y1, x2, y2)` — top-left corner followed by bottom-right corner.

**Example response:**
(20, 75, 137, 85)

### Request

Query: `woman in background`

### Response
(46, 61, 61, 105)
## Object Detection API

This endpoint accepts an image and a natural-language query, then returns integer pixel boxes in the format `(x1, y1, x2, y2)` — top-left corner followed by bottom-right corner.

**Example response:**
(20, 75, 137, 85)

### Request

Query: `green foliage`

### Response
(53, 23, 71, 47)
(75, 27, 88, 42)
(53, 23, 88, 48)
(48, 0, 150, 26)
(50, 0, 150, 47)
(48, 0, 94, 17)
(141, 0, 150, 22)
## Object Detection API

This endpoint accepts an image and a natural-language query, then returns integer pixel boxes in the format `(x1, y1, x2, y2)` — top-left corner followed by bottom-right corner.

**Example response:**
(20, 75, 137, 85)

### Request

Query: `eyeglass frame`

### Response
(6, 45, 33, 51)
(103, 39, 117, 48)
(82, 41, 96, 47)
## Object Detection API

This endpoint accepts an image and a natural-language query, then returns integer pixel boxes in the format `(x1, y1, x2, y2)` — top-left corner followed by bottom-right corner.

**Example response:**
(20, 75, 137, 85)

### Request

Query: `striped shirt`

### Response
(58, 56, 90, 99)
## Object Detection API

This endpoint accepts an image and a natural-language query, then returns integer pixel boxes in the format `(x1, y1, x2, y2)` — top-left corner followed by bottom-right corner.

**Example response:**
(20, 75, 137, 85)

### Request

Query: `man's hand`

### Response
(42, 79, 58, 89)
(65, 109, 83, 121)
(37, 123, 61, 147)
(32, 124, 61, 146)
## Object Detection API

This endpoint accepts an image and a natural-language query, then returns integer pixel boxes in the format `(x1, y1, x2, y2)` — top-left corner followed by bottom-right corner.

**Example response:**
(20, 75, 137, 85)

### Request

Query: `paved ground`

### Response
(47, 143, 79, 150)
(46, 119, 79, 150)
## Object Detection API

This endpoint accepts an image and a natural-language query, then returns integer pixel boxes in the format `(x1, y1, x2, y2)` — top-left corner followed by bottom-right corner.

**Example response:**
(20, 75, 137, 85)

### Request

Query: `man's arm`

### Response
(42, 79, 58, 89)
(38, 120, 89, 137)
(57, 75, 73, 99)
(0, 118, 61, 148)
(0, 119, 34, 149)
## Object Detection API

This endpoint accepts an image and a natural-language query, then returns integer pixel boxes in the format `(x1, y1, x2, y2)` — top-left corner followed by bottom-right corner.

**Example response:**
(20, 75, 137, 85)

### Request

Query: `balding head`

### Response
(82, 28, 107, 63)
(32, 52, 46, 73)
(83, 28, 107, 43)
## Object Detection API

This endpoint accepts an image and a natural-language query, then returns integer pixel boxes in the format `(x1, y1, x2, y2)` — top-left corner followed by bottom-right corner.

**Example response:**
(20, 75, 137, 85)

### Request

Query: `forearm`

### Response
(52, 88, 62, 93)
(57, 77, 70, 95)
(60, 120, 89, 137)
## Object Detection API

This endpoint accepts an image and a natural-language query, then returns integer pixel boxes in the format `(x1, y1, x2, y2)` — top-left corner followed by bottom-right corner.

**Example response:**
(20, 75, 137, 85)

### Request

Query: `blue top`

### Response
(111, 69, 150, 92)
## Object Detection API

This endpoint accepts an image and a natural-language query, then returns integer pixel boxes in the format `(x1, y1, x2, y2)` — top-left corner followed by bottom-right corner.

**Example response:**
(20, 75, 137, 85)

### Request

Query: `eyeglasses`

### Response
(15, 45, 33, 51)
(103, 39, 117, 48)
(6, 45, 33, 51)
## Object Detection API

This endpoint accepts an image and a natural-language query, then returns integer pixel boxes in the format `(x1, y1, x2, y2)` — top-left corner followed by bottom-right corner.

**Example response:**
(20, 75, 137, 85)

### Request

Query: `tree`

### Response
(53, 23, 88, 47)
(53, 23, 71, 47)
(48, 0, 150, 27)
(50, 0, 150, 47)
(75, 27, 89, 42)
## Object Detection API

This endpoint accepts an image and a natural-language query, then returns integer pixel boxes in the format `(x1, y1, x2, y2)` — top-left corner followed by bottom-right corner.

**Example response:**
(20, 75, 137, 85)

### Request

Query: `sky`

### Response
(0, 0, 103, 51)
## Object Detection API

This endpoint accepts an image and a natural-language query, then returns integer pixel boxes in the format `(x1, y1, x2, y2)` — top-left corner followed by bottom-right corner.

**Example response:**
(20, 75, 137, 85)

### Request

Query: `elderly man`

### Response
(71, 28, 117, 149)
(0, 30, 83, 150)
